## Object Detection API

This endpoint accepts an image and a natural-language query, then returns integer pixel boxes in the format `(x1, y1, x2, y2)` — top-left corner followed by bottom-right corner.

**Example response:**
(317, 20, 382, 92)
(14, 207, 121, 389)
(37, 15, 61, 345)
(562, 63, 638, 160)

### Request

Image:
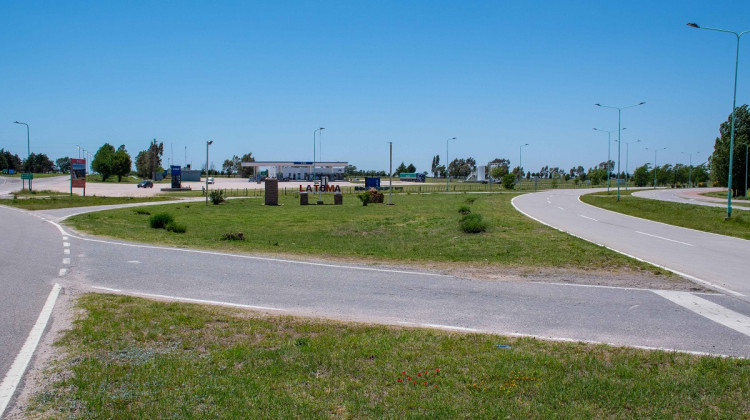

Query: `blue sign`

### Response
(171, 165, 182, 188)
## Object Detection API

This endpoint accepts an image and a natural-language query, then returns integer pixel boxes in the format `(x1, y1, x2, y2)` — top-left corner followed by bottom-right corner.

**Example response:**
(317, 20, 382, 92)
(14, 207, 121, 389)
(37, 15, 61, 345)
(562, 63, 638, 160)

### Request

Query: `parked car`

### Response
(137, 180, 154, 188)
(207, 177, 214, 184)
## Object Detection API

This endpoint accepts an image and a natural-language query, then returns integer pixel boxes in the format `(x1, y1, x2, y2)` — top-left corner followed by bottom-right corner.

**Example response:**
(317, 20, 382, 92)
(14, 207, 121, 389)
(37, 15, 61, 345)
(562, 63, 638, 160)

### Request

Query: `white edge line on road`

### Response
(635, 231, 693, 246)
(652, 290, 750, 338)
(44, 220, 446, 278)
(58, 268, 67, 276)
(396, 321, 738, 358)
(90, 287, 283, 312)
(579, 215, 598, 221)
(0, 284, 62, 417)
(510, 195, 744, 297)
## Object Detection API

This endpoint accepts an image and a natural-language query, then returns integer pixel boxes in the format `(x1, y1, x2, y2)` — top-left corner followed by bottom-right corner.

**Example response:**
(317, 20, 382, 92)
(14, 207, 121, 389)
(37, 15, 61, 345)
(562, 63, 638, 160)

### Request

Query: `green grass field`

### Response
(27, 294, 750, 418)
(0, 190, 173, 210)
(581, 190, 750, 240)
(700, 190, 750, 201)
(66, 192, 660, 272)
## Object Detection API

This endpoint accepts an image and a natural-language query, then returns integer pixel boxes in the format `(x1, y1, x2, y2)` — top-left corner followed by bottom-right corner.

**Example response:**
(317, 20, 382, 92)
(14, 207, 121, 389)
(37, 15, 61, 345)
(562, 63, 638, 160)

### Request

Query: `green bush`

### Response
(134, 209, 151, 215)
(458, 205, 471, 215)
(358, 192, 371, 206)
(221, 232, 245, 241)
(210, 190, 225, 205)
(502, 173, 516, 190)
(165, 221, 187, 233)
(460, 213, 487, 233)
(149, 213, 174, 229)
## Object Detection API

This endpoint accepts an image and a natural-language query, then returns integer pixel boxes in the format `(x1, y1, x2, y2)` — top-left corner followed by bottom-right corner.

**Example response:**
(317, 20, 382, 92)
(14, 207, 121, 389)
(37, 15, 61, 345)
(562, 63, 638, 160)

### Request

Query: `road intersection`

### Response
(2, 185, 750, 415)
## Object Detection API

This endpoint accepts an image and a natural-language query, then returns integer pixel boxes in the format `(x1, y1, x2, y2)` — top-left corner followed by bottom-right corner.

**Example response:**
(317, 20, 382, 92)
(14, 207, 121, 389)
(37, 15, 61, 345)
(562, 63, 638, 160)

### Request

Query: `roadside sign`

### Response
(71, 158, 87, 194)
(21, 173, 33, 180)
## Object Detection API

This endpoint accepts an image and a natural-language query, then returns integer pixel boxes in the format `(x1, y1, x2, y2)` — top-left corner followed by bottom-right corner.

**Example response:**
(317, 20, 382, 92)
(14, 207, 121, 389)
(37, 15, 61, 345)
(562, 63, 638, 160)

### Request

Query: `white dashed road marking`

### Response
(636, 231, 693, 246)
(579, 215, 598, 221)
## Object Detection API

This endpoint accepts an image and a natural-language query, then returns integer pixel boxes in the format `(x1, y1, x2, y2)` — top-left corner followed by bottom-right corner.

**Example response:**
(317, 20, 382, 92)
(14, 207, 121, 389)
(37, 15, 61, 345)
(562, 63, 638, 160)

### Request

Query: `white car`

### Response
(207, 177, 214, 184)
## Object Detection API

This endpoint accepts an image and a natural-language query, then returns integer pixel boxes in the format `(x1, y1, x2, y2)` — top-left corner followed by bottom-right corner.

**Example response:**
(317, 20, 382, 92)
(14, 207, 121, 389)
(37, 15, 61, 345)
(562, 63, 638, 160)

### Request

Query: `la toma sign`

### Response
(299, 184, 342, 193)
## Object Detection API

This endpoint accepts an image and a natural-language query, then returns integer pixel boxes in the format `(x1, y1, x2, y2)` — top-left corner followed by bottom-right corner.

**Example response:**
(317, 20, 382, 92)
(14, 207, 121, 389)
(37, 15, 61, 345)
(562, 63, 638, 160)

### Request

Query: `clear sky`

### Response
(1, 1, 748, 175)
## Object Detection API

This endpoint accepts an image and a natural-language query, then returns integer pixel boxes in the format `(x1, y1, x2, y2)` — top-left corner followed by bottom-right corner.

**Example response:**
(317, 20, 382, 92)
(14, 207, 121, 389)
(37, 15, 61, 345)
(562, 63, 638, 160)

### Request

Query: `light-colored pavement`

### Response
(512, 188, 750, 300)
(633, 187, 750, 210)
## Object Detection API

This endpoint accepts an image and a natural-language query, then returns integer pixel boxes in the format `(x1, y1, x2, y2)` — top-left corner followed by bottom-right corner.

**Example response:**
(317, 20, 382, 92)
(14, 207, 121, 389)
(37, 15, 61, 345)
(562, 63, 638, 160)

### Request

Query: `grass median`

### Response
(27, 293, 750, 418)
(0, 190, 173, 210)
(65, 192, 661, 273)
(581, 190, 750, 240)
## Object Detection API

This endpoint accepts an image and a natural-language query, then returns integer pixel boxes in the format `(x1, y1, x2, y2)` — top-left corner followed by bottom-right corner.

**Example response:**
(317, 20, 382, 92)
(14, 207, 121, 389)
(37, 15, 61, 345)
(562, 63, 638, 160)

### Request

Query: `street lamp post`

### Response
(595, 102, 645, 201)
(13, 121, 30, 160)
(445, 137, 456, 191)
(312, 127, 324, 181)
(614, 138, 639, 190)
(205, 140, 213, 205)
(388, 141, 393, 205)
(681, 151, 700, 187)
(594, 127, 626, 193)
(519, 143, 529, 189)
(688, 22, 749, 218)
(646, 147, 666, 188)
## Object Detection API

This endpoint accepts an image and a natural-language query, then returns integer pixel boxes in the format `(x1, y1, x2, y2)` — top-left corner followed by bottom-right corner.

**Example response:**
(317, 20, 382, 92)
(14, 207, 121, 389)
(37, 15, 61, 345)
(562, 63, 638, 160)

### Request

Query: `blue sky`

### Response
(1, 1, 748, 175)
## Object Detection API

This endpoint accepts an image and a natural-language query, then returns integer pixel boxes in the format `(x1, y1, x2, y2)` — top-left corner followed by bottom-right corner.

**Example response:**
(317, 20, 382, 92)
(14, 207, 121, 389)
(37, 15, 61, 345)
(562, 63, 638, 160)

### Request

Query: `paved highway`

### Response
(3, 191, 750, 414)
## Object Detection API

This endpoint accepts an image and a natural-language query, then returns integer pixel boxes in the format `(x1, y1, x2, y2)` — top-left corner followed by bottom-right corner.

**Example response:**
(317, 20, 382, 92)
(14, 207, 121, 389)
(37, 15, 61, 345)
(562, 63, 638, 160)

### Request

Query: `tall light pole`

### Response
(681, 151, 700, 187)
(388, 141, 393, 205)
(75, 145, 82, 159)
(13, 121, 30, 162)
(519, 143, 529, 189)
(312, 127, 324, 181)
(595, 102, 645, 201)
(614, 138, 639, 190)
(446, 137, 456, 191)
(646, 146, 666, 188)
(205, 140, 213, 205)
(594, 127, 626, 193)
(688, 23, 749, 218)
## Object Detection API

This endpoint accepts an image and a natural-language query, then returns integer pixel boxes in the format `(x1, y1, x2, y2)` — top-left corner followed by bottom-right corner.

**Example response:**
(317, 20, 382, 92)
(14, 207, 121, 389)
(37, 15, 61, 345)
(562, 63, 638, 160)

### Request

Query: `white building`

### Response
(240, 161, 348, 181)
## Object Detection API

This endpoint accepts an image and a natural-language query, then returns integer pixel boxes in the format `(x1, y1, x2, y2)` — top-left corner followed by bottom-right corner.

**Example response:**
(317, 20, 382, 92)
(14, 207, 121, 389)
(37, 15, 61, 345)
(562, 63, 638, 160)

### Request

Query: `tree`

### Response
(222, 157, 236, 177)
(93, 143, 117, 181)
(22, 153, 54, 173)
(238, 153, 256, 178)
(502, 173, 516, 189)
(490, 158, 510, 179)
(394, 162, 408, 176)
(112, 145, 132, 182)
(135, 140, 164, 179)
(56, 157, 71, 173)
(710, 104, 750, 196)
(448, 157, 476, 178)
(632, 164, 651, 187)
(431, 155, 440, 177)
(406, 163, 416, 173)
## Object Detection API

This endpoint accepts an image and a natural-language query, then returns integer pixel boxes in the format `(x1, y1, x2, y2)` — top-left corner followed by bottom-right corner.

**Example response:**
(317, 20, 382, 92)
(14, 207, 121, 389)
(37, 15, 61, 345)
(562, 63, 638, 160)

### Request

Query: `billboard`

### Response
(171, 165, 181, 188)
(71, 158, 86, 188)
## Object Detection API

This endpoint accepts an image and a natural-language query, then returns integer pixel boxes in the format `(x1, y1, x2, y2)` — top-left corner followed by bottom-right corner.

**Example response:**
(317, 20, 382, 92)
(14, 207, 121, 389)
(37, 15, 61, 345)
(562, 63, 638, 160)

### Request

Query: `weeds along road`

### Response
(2, 194, 750, 412)
(512, 188, 750, 300)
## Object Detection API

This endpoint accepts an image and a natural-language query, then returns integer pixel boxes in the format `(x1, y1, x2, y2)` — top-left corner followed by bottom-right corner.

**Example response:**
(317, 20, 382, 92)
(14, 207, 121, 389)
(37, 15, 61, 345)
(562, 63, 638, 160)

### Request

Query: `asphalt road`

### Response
(633, 187, 750, 211)
(3, 190, 750, 414)
(512, 188, 750, 299)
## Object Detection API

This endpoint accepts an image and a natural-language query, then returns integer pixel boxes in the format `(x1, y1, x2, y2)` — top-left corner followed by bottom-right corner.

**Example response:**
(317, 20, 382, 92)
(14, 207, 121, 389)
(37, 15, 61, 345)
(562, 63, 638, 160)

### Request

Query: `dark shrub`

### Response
(460, 213, 487, 233)
(134, 209, 151, 215)
(166, 221, 186, 233)
(149, 213, 174, 229)
(368, 188, 384, 203)
(221, 232, 245, 241)
(210, 189, 225, 205)
(458, 205, 471, 215)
